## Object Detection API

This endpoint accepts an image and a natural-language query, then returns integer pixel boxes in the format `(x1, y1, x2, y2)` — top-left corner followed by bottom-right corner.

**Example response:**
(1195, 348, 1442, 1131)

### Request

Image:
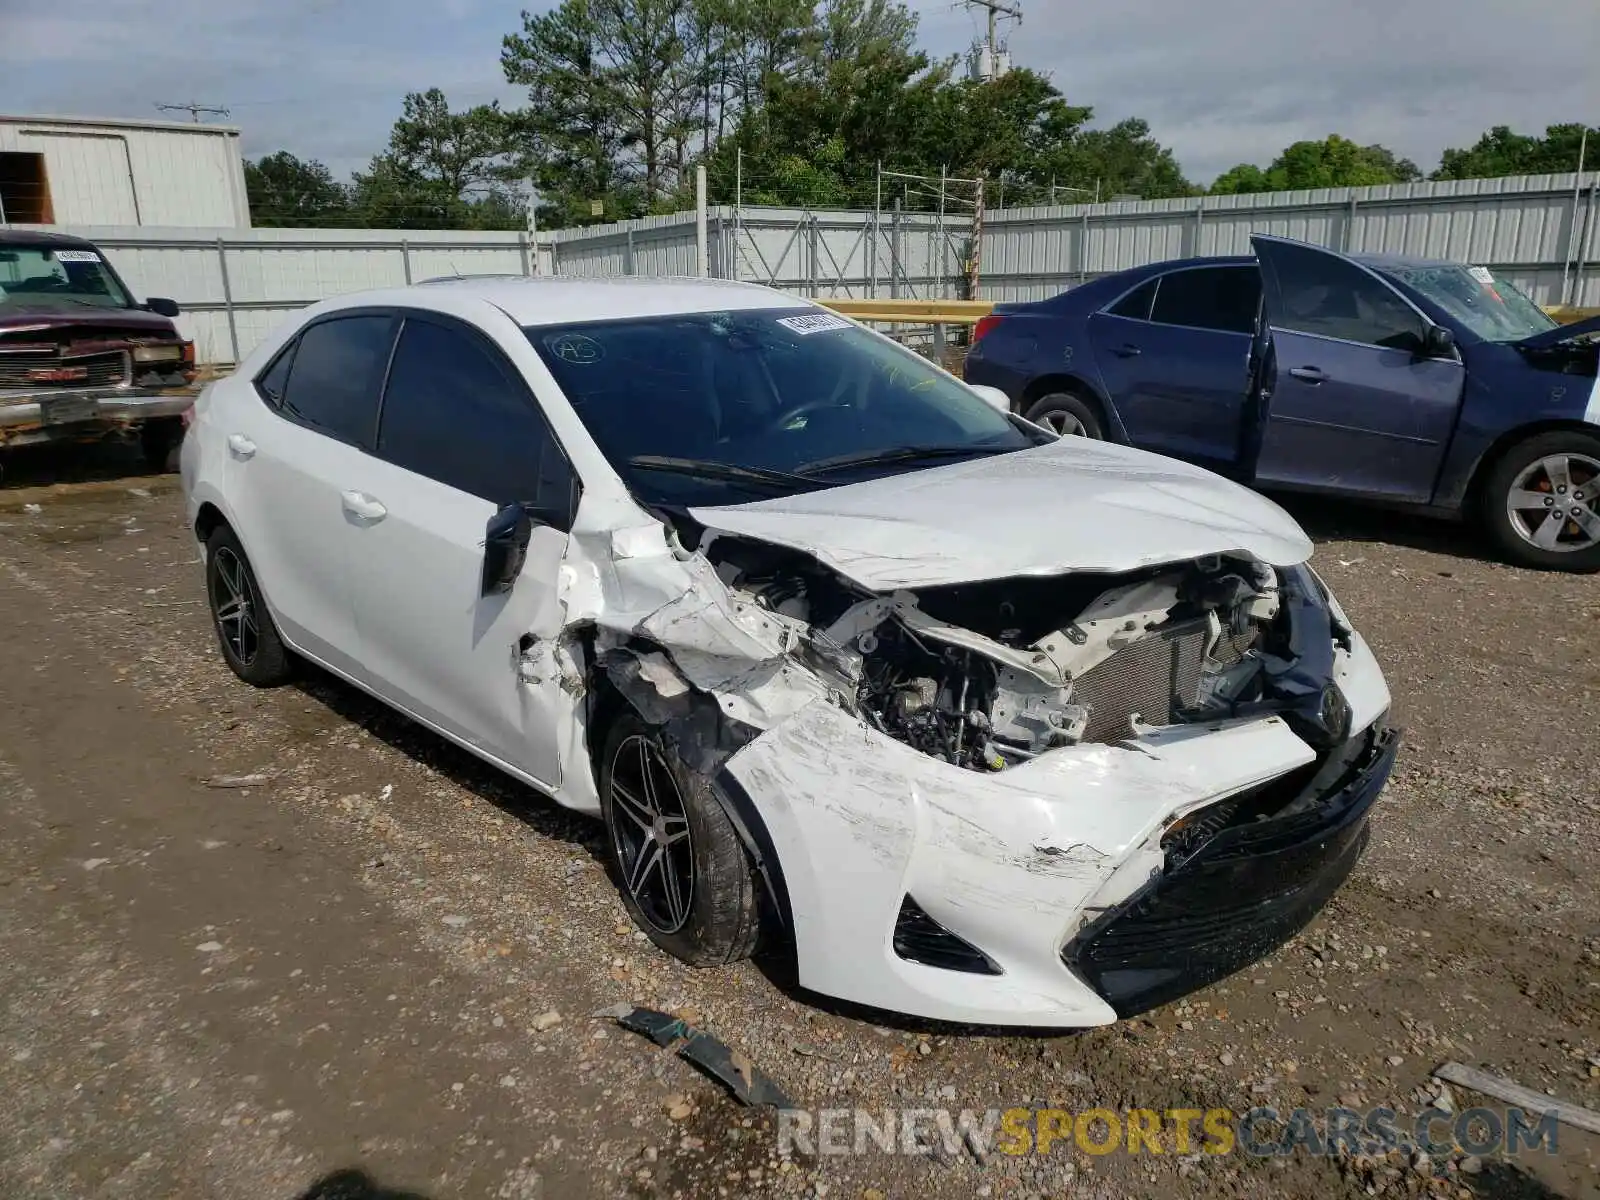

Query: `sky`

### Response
(2, 0, 1595, 187)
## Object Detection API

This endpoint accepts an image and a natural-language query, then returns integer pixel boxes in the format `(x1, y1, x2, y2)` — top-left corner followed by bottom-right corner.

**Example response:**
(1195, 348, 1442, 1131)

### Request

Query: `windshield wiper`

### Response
(627, 455, 819, 492)
(795, 444, 1005, 477)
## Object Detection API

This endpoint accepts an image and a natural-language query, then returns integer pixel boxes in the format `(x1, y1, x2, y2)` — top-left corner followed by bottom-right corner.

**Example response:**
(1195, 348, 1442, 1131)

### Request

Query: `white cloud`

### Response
(4, 0, 1594, 185)
(911, 0, 1598, 182)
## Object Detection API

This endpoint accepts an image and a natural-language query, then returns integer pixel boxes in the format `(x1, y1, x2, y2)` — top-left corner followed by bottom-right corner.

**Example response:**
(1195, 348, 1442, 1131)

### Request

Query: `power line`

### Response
(155, 101, 232, 123)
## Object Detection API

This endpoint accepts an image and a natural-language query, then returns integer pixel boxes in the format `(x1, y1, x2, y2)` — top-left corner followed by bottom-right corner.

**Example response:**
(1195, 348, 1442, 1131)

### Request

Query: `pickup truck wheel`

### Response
(205, 525, 294, 685)
(599, 712, 760, 967)
(1481, 430, 1600, 572)
(1024, 392, 1104, 439)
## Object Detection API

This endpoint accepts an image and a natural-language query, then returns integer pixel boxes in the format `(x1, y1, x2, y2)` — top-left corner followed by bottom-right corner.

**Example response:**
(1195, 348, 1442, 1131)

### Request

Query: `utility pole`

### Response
(524, 178, 540, 276)
(155, 101, 230, 123)
(964, 0, 1021, 79)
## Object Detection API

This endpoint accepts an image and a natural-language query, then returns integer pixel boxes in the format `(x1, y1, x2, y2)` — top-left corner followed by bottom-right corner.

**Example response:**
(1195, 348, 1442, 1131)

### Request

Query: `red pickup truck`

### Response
(0, 229, 196, 471)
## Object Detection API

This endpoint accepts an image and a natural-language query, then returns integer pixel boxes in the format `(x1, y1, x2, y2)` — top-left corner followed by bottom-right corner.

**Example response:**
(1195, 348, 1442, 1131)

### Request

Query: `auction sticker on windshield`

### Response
(51, 249, 102, 263)
(777, 313, 852, 335)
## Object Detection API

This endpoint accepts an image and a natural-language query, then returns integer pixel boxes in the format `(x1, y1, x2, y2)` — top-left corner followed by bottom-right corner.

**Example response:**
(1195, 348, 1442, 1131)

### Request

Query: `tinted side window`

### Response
(1106, 279, 1156, 320)
(377, 318, 574, 520)
(1149, 266, 1260, 334)
(281, 315, 394, 445)
(255, 340, 296, 408)
(1262, 245, 1426, 351)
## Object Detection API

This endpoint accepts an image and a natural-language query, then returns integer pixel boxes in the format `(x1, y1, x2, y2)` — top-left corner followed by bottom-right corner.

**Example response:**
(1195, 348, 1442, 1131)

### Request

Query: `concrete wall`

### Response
(23, 171, 1598, 364)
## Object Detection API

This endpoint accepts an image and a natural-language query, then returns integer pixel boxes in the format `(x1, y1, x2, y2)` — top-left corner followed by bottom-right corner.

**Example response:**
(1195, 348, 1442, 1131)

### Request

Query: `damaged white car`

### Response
(181, 278, 1398, 1028)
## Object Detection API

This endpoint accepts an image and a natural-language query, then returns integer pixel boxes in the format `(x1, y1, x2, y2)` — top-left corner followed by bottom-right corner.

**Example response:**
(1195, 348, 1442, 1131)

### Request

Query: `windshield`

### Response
(527, 307, 1037, 506)
(1383, 264, 1557, 343)
(0, 245, 134, 314)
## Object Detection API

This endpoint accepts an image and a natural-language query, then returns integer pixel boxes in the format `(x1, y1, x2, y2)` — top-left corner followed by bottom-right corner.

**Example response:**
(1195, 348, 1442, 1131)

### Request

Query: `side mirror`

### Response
(967, 383, 1013, 416)
(482, 503, 541, 595)
(146, 297, 181, 318)
(1421, 325, 1455, 359)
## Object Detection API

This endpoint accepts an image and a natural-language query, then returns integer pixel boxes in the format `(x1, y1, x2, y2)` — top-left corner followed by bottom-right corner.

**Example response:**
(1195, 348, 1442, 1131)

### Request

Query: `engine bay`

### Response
(705, 536, 1301, 772)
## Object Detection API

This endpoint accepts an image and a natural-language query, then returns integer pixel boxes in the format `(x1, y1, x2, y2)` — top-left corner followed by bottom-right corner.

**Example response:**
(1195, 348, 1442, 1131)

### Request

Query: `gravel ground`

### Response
(0, 442, 1595, 1200)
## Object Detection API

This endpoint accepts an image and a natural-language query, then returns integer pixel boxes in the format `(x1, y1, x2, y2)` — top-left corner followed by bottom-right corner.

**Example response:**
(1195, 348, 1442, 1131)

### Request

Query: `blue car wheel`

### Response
(1481, 429, 1600, 573)
(1024, 392, 1104, 439)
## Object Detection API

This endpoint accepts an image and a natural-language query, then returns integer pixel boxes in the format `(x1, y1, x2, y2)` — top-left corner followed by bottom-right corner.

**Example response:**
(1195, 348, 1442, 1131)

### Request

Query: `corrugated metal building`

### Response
(0, 115, 250, 229)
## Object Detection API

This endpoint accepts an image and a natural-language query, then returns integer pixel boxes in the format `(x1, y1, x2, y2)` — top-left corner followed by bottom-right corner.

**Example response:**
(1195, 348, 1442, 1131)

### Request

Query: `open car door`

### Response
(1248, 235, 1465, 503)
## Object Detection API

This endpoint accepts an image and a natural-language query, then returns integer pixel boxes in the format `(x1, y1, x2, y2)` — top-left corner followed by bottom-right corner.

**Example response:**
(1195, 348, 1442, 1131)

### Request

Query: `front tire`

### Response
(1480, 430, 1600, 572)
(1024, 391, 1104, 439)
(205, 524, 294, 685)
(599, 712, 760, 967)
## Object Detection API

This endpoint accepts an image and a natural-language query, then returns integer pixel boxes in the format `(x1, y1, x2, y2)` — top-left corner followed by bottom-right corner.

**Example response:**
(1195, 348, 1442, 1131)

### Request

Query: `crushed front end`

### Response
(678, 538, 1396, 1026)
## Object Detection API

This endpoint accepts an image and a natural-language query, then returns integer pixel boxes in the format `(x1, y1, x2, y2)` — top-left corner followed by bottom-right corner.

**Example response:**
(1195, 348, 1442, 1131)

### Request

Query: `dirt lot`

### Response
(0, 442, 1595, 1200)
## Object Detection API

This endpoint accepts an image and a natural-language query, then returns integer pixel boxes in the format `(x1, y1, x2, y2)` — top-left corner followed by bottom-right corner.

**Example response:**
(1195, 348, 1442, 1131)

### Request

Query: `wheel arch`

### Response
(1463, 419, 1600, 513)
(584, 639, 795, 939)
(1018, 374, 1120, 439)
(193, 500, 229, 544)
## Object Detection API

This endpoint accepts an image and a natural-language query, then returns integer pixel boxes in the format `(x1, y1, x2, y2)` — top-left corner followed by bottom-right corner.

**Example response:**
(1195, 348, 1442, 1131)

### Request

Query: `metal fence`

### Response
(15, 170, 1596, 365)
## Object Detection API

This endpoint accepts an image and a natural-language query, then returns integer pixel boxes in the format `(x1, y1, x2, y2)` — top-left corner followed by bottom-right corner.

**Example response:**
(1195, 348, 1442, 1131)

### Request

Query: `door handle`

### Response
(1111, 344, 1142, 358)
(340, 490, 388, 522)
(226, 433, 257, 459)
(1289, 366, 1327, 383)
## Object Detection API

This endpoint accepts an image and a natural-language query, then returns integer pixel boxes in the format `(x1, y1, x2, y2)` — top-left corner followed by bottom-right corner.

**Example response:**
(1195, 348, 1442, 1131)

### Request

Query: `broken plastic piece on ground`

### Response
(595, 1003, 793, 1109)
(204, 772, 275, 789)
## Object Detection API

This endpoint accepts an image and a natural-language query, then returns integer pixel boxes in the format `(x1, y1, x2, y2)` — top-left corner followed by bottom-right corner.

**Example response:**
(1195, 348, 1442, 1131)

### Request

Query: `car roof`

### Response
(353, 275, 814, 328)
(0, 229, 103, 251)
(1138, 254, 1256, 273)
(1348, 251, 1464, 271)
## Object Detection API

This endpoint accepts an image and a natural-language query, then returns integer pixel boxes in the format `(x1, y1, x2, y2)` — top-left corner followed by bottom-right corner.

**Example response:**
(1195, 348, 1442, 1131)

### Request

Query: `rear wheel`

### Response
(599, 712, 760, 967)
(1024, 391, 1104, 439)
(205, 525, 294, 685)
(1480, 430, 1600, 572)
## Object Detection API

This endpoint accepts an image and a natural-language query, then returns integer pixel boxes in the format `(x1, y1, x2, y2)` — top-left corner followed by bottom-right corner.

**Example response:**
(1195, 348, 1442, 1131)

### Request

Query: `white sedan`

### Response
(181, 277, 1397, 1027)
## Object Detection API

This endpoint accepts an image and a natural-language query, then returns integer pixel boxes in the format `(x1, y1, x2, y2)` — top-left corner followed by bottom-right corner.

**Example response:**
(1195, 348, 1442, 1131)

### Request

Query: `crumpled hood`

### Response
(1515, 313, 1600, 350)
(691, 438, 1314, 590)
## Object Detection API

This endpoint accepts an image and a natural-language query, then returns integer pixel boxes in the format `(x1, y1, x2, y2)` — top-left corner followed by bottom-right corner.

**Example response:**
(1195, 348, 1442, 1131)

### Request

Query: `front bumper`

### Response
(0, 386, 198, 448)
(1065, 723, 1398, 1018)
(721, 631, 1394, 1028)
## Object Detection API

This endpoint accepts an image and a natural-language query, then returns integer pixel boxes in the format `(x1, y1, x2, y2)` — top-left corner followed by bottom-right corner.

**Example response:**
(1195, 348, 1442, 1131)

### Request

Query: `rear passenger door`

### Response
(227, 312, 395, 679)
(1087, 264, 1259, 471)
(340, 311, 580, 790)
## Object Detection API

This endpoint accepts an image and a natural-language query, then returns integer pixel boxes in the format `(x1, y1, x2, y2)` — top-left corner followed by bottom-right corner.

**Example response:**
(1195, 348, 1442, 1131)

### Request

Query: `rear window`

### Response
(280, 315, 394, 447)
(1149, 266, 1260, 334)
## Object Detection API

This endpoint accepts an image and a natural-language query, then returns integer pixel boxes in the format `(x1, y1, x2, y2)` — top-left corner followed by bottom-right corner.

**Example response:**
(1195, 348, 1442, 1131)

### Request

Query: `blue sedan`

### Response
(965, 235, 1600, 571)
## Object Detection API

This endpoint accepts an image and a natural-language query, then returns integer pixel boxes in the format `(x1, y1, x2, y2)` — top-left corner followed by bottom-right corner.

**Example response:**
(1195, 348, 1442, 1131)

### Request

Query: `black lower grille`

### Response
(1064, 725, 1399, 1016)
(0, 350, 128, 390)
(892, 896, 1002, 975)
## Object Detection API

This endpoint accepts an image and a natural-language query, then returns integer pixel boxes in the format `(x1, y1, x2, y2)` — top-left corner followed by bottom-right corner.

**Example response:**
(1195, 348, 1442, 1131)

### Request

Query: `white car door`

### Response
(223, 312, 396, 680)
(338, 311, 578, 789)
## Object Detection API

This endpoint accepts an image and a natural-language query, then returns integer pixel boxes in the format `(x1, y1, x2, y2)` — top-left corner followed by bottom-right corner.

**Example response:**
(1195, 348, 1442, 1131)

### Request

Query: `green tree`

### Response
(1210, 134, 1421, 194)
(1208, 162, 1272, 196)
(1434, 123, 1597, 180)
(503, 0, 705, 221)
(352, 89, 522, 229)
(1064, 118, 1195, 201)
(244, 152, 349, 226)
